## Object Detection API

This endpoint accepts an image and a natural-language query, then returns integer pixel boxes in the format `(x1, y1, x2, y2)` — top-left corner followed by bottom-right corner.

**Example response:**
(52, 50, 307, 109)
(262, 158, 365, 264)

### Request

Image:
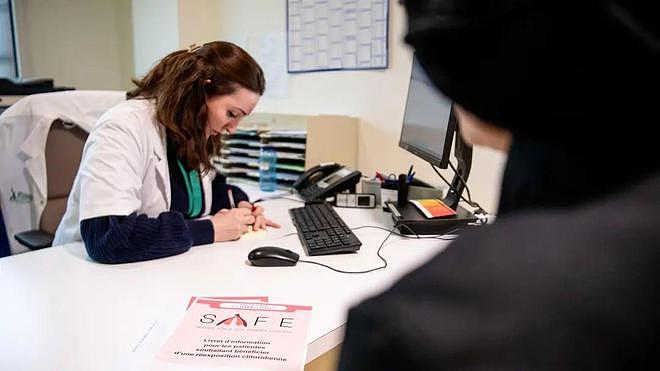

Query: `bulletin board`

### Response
(287, 0, 389, 73)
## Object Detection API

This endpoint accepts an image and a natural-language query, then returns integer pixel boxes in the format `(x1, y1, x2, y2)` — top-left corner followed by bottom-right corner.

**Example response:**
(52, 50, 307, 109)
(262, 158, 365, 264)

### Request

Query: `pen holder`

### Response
(397, 174, 409, 204)
(363, 176, 441, 209)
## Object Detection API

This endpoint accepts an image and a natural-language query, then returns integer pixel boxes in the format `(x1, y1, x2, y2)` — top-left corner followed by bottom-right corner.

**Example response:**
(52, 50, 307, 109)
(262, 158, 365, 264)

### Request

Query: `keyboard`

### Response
(289, 202, 362, 256)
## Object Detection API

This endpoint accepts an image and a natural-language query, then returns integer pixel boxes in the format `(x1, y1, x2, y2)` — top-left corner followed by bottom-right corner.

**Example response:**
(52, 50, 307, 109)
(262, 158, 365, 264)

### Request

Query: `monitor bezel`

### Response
(398, 56, 457, 170)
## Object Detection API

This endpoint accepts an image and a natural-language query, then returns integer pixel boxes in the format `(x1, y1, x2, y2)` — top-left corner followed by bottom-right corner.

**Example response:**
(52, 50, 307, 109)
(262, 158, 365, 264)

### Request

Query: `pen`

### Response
(227, 189, 236, 209)
(407, 165, 414, 178)
(408, 171, 416, 183)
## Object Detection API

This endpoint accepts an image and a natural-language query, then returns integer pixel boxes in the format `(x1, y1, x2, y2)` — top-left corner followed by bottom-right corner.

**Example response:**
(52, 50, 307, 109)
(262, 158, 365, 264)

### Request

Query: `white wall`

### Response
(177, 0, 222, 48)
(13, 0, 134, 90)
(201, 0, 507, 213)
(131, 0, 179, 78)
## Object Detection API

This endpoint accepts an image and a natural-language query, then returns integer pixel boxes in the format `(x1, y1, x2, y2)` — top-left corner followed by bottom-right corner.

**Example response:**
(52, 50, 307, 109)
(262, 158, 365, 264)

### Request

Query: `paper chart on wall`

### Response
(287, 0, 389, 72)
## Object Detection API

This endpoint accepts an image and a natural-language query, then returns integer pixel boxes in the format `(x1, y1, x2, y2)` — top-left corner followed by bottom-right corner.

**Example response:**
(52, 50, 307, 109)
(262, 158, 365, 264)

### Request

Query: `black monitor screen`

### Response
(399, 57, 455, 169)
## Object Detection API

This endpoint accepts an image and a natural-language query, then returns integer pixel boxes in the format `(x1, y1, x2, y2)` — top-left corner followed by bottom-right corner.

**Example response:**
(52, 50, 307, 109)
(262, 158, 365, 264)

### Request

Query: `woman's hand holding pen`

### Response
(210, 208, 256, 241)
(237, 200, 281, 231)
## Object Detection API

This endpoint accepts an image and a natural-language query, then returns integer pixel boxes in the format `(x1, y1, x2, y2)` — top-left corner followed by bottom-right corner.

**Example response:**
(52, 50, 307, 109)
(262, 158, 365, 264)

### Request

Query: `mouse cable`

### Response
(297, 224, 462, 274)
(298, 228, 395, 274)
(352, 225, 458, 241)
(278, 225, 459, 242)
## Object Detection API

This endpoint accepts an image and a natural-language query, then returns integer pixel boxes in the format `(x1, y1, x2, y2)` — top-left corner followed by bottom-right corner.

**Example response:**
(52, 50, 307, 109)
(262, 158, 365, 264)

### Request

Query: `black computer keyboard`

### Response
(289, 202, 362, 256)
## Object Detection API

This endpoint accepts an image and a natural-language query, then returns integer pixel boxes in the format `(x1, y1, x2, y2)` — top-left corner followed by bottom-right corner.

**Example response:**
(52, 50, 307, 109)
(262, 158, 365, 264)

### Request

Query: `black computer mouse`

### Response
(248, 246, 300, 267)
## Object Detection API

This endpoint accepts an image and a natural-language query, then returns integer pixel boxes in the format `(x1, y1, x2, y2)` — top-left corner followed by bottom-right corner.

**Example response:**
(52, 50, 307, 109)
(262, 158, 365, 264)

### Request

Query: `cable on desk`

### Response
(296, 224, 459, 274)
(353, 224, 459, 241)
(298, 228, 393, 274)
(271, 208, 463, 273)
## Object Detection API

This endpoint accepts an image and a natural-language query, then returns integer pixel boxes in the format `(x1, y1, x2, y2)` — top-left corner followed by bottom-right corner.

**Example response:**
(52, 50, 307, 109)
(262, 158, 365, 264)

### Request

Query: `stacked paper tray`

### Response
(216, 128, 307, 188)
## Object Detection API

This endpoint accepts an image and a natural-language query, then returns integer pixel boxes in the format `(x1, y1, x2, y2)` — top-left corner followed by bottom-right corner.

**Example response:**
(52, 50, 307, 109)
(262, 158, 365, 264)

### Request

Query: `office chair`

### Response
(14, 119, 88, 250)
(0, 90, 125, 254)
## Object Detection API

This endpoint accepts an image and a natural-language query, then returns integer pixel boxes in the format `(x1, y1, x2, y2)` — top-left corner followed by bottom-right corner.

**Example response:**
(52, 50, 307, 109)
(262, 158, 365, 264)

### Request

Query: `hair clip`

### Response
(187, 43, 203, 53)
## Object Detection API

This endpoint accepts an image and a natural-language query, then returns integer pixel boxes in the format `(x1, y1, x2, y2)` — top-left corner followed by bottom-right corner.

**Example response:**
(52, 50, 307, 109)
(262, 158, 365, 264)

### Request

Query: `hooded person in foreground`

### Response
(338, 0, 660, 370)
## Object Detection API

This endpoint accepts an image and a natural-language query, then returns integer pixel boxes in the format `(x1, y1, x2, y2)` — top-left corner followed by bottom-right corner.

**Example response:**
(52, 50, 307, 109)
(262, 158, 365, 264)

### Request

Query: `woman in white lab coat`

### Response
(54, 41, 279, 263)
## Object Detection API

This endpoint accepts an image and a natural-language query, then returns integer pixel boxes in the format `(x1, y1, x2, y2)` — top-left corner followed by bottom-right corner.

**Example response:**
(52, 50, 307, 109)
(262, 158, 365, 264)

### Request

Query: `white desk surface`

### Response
(0, 194, 451, 371)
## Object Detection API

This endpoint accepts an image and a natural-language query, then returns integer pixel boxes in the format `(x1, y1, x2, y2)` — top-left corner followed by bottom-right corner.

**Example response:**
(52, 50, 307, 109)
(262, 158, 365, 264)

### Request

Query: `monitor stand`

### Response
(386, 201, 477, 236)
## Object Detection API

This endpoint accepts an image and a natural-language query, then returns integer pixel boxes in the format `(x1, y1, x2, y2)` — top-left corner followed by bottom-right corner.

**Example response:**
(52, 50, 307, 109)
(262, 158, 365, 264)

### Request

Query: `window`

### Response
(0, 0, 18, 78)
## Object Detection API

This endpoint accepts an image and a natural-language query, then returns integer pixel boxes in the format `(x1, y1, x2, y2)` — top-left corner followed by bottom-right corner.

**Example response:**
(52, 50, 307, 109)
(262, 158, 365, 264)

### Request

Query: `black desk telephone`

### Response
(293, 163, 362, 201)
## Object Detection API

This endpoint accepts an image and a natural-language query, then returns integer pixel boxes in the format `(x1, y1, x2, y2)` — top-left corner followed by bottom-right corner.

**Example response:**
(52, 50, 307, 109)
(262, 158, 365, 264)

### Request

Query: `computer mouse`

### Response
(248, 246, 300, 267)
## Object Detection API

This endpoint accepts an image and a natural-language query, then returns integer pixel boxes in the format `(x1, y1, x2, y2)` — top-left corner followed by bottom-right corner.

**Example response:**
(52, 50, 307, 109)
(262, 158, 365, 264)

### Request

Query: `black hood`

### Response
(404, 0, 659, 146)
(402, 0, 660, 214)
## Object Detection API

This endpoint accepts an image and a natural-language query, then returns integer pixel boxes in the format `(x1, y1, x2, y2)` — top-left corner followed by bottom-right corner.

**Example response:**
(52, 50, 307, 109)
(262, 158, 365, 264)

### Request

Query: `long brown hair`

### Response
(127, 41, 265, 172)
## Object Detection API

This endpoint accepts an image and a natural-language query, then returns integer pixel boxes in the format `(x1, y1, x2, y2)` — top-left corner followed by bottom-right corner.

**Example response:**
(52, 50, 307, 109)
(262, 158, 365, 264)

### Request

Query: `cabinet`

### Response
(214, 113, 358, 188)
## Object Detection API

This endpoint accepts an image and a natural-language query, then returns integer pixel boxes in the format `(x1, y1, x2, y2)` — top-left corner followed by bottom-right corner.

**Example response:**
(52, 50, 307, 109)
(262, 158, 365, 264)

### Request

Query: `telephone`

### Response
(293, 162, 362, 202)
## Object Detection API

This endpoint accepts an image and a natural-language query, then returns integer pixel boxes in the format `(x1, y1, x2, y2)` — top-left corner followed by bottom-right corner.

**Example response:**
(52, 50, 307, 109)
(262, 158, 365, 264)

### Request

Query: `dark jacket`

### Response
(339, 172, 660, 370)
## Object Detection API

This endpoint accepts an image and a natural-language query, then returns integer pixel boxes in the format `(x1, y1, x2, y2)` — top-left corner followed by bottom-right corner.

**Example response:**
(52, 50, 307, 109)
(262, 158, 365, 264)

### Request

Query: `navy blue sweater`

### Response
(80, 142, 248, 264)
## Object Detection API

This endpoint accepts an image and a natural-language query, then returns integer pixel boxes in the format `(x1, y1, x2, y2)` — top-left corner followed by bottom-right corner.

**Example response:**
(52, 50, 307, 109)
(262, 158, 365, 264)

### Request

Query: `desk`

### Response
(0, 196, 451, 370)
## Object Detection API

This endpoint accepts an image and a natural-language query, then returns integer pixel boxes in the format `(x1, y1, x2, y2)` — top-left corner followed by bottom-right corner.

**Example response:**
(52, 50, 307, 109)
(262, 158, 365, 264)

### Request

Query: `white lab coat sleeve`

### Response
(77, 113, 147, 221)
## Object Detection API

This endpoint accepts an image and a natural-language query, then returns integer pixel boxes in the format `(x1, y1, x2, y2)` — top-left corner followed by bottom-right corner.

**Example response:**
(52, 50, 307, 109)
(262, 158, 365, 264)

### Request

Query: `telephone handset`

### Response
(293, 162, 362, 202)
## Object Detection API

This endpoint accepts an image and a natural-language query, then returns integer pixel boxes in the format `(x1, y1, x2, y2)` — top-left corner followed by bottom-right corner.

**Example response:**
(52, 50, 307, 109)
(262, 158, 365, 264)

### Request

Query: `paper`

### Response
(186, 297, 269, 311)
(125, 296, 270, 371)
(156, 299, 312, 370)
(260, 131, 307, 139)
(409, 199, 457, 218)
(380, 188, 397, 207)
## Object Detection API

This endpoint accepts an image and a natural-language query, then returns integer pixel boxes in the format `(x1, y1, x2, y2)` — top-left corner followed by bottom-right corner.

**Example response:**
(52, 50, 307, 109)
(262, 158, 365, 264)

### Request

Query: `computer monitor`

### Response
(399, 57, 456, 169)
(399, 56, 472, 210)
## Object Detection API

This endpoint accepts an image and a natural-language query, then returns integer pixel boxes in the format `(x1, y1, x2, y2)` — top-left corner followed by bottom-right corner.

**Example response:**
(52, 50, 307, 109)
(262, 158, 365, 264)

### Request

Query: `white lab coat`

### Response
(53, 98, 214, 246)
(0, 91, 126, 255)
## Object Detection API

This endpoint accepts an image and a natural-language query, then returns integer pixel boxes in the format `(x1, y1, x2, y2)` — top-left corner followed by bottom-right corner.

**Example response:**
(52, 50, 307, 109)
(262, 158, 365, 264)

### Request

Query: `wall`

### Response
(131, 0, 179, 78)
(177, 0, 221, 48)
(199, 0, 507, 213)
(13, 0, 134, 90)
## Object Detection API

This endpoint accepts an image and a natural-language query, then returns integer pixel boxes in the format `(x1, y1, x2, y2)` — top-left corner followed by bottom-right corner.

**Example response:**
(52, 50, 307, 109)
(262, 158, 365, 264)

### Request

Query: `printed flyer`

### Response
(410, 198, 457, 218)
(156, 298, 312, 370)
(185, 296, 269, 310)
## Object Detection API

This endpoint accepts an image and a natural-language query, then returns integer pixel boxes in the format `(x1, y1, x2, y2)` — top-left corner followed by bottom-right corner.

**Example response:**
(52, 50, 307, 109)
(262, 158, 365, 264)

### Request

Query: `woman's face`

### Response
(205, 87, 260, 138)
